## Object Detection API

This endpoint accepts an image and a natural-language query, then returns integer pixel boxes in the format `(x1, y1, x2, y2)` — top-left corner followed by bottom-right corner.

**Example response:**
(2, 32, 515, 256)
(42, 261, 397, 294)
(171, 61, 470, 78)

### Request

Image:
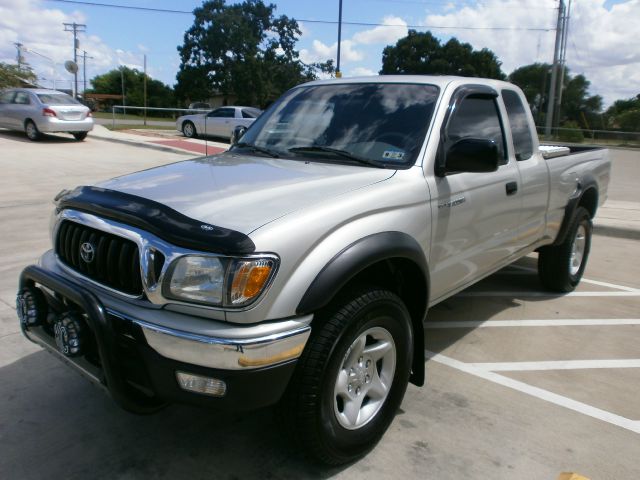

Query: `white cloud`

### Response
(422, 0, 640, 105)
(348, 67, 376, 77)
(352, 16, 408, 45)
(300, 39, 363, 64)
(0, 0, 148, 91)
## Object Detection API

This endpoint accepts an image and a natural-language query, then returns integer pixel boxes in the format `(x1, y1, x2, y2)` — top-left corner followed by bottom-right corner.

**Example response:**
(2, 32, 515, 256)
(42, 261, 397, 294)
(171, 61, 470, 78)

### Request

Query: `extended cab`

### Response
(16, 76, 610, 464)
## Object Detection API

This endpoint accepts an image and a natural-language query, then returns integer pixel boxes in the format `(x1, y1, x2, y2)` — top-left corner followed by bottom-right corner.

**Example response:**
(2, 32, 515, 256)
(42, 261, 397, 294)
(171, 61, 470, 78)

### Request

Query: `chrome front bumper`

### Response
(118, 312, 311, 370)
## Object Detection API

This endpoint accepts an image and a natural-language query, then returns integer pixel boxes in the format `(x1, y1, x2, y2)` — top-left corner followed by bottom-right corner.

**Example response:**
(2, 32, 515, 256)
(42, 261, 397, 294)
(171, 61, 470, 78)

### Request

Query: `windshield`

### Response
(234, 82, 440, 168)
(36, 93, 80, 105)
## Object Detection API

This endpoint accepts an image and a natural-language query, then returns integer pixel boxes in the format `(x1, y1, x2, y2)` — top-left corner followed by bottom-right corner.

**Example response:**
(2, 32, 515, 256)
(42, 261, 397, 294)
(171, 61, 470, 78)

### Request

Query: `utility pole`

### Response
(336, 0, 343, 78)
(544, 0, 565, 138)
(14, 42, 24, 70)
(143, 54, 147, 126)
(82, 50, 94, 96)
(554, 0, 572, 128)
(63, 22, 86, 98)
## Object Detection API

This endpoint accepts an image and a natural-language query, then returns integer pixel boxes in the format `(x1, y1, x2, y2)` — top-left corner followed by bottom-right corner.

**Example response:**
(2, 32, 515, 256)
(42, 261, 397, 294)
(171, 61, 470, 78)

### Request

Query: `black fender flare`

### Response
(552, 174, 599, 246)
(296, 231, 429, 386)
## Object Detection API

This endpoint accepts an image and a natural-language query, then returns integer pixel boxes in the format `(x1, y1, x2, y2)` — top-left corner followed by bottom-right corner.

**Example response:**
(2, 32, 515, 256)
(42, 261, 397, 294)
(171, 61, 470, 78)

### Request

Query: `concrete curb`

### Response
(90, 132, 205, 156)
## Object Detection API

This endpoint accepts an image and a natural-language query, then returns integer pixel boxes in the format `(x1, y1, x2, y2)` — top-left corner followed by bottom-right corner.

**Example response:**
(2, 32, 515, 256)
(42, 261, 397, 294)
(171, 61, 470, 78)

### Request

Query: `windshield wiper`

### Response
(288, 145, 383, 168)
(233, 142, 280, 158)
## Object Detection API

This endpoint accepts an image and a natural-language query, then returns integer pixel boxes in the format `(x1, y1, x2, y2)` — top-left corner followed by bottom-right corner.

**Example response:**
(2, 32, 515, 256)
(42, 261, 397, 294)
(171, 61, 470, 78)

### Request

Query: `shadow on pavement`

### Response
(0, 130, 79, 144)
(0, 350, 349, 479)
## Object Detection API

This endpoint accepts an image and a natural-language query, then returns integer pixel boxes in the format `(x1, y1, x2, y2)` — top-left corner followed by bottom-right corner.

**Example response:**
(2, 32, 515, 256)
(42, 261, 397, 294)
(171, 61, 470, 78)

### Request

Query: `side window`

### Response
(209, 108, 235, 118)
(241, 108, 259, 119)
(502, 90, 534, 161)
(447, 95, 507, 165)
(0, 91, 16, 104)
(14, 92, 31, 105)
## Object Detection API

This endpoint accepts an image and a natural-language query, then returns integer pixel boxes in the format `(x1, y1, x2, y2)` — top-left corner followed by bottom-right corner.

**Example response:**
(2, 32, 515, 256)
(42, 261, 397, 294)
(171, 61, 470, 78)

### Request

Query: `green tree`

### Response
(605, 94, 640, 131)
(88, 67, 175, 115)
(379, 30, 505, 80)
(508, 63, 603, 129)
(0, 62, 38, 88)
(175, 0, 332, 108)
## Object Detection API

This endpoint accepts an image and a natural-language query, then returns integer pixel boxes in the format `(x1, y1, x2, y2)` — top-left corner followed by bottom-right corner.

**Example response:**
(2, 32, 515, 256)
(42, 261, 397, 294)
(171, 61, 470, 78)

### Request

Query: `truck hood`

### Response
(96, 152, 395, 234)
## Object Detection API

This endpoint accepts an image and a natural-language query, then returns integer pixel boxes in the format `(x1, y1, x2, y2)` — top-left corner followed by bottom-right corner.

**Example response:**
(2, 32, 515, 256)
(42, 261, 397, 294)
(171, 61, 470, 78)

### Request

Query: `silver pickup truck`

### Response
(16, 76, 610, 464)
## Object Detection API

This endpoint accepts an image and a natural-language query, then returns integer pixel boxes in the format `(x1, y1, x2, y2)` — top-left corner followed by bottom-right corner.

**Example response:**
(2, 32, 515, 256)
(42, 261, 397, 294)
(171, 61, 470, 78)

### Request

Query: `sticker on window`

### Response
(382, 150, 405, 161)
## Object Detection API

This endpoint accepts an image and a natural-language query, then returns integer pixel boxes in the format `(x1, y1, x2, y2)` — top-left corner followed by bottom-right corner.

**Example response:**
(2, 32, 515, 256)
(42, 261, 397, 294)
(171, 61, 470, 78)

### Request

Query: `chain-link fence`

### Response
(536, 126, 640, 147)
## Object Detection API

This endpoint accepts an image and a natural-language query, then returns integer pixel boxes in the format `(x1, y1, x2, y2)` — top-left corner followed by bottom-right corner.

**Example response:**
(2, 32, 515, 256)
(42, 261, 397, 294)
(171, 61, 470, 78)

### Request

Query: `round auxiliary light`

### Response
(16, 287, 47, 328)
(54, 312, 86, 357)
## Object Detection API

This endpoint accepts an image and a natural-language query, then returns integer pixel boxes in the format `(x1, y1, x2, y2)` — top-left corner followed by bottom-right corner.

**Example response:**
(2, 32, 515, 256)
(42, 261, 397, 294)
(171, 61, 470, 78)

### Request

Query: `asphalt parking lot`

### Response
(0, 129, 638, 479)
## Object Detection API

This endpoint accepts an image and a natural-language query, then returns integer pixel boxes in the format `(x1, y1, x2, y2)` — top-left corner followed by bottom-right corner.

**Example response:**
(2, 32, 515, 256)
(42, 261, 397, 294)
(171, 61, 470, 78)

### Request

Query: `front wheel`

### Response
(72, 132, 88, 141)
(280, 288, 413, 465)
(182, 121, 197, 138)
(538, 206, 592, 292)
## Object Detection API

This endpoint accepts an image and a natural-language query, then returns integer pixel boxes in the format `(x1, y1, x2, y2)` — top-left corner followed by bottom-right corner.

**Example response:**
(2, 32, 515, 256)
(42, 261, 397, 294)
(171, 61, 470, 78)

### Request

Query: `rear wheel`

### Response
(25, 120, 40, 141)
(280, 288, 413, 465)
(538, 206, 592, 292)
(72, 132, 88, 141)
(182, 121, 197, 138)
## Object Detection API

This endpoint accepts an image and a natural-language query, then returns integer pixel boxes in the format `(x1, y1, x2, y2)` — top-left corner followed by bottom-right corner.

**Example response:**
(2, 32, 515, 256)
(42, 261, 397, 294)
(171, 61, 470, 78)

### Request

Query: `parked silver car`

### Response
(176, 106, 261, 141)
(0, 88, 93, 141)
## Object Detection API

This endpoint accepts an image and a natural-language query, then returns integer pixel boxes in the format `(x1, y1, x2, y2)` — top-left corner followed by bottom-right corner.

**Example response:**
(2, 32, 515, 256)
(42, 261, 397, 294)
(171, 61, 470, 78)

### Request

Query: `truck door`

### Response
(428, 86, 521, 301)
(500, 89, 549, 250)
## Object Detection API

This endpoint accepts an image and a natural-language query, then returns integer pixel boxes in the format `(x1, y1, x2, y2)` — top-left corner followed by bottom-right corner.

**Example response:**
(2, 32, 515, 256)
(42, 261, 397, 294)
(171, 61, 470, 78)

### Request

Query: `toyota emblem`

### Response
(80, 242, 95, 263)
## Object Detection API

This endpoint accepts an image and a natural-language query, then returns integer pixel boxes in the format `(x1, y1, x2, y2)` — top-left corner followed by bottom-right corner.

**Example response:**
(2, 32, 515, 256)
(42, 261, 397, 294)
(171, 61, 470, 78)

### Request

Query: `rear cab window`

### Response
(502, 89, 534, 161)
(241, 108, 261, 119)
(446, 95, 507, 165)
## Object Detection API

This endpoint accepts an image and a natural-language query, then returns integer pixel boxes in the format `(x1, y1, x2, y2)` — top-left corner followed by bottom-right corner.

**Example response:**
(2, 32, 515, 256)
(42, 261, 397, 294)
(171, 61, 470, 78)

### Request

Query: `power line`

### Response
(45, 0, 555, 31)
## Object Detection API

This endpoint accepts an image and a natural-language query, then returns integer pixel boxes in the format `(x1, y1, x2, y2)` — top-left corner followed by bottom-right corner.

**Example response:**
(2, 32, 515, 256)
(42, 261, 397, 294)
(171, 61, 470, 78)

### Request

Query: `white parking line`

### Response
(426, 351, 640, 435)
(466, 359, 640, 371)
(504, 265, 640, 292)
(424, 318, 640, 328)
(457, 291, 640, 297)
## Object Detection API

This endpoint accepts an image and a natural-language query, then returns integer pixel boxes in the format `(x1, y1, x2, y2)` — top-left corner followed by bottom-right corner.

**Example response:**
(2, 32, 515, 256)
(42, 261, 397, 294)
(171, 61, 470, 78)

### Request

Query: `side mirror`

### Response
(440, 138, 499, 176)
(231, 125, 247, 145)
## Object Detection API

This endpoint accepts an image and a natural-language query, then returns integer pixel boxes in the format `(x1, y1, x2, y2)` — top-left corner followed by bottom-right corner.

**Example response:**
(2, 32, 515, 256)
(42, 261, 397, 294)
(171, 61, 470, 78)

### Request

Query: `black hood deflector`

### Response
(56, 186, 256, 254)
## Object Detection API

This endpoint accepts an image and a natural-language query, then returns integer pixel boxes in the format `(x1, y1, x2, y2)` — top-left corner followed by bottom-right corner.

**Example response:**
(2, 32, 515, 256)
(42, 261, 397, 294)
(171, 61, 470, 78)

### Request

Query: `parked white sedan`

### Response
(176, 106, 261, 141)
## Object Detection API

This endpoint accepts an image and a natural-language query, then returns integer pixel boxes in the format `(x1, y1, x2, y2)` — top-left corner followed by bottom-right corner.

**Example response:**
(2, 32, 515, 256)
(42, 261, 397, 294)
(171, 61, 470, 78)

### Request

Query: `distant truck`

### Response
(17, 76, 610, 464)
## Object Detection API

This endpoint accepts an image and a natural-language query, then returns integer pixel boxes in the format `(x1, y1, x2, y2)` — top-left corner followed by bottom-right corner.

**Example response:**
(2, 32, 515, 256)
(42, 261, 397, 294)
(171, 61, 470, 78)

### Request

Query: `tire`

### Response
(182, 121, 197, 138)
(538, 206, 592, 292)
(72, 132, 88, 141)
(279, 287, 413, 465)
(25, 120, 40, 141)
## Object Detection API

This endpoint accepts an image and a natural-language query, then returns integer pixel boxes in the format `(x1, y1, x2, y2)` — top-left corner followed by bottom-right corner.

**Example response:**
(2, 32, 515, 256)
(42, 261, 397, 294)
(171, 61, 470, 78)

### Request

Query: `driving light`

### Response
(229, 259, 275, 306)
(168, 256, 224, 304)
(176, 372, 226, 396)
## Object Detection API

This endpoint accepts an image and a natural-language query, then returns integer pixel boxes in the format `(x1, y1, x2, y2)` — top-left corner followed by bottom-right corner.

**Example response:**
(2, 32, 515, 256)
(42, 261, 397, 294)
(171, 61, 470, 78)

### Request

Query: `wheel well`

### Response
(334, 258, 427, 386)
(24, 118, 34, 127)
(579, 187, 598, 218)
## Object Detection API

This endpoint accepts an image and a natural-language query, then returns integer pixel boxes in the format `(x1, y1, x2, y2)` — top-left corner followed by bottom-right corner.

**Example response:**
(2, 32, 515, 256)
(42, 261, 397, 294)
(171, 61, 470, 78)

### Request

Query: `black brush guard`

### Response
(19, 265, 164, 414)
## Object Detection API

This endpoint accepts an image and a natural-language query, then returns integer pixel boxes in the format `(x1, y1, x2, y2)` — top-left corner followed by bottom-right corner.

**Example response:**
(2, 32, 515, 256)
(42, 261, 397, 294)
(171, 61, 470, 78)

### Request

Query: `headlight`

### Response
(164, 255, 277, 308)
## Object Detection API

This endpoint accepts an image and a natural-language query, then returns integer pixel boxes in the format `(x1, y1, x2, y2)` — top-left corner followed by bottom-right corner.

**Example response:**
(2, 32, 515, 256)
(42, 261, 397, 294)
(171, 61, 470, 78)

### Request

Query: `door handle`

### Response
(505, 181, 518, 196)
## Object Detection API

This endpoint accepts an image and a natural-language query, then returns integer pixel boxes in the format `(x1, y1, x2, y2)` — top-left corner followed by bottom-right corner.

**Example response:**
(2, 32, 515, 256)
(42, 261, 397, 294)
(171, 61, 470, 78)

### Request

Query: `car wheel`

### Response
(280, 287, 413, 465)
(72, 132, 88, 141)
(25, 120, 40, 141)
(538, 206, 592, 292)
(182, 121, 197, 138)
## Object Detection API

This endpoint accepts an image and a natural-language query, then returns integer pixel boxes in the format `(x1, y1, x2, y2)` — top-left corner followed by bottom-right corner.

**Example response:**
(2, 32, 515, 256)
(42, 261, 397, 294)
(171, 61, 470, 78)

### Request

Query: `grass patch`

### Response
(105, 124, 176, 131)
(93, 111, 176, 122)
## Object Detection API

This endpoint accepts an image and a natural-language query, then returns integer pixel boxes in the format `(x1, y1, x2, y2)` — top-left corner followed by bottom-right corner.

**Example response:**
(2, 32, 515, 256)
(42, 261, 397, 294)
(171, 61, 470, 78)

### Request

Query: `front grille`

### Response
(56, 220, 143, 296)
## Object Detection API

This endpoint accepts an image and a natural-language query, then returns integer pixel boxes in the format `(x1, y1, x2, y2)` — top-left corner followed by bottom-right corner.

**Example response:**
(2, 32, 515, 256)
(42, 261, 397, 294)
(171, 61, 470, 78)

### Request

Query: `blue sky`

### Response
(1, 0, 638, 105)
